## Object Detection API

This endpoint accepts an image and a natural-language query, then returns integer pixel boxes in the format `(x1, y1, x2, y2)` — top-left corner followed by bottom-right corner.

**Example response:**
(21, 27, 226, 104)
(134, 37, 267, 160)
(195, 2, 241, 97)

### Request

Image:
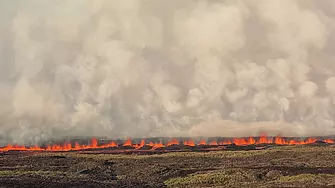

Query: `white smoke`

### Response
(0, 0, 335, 145)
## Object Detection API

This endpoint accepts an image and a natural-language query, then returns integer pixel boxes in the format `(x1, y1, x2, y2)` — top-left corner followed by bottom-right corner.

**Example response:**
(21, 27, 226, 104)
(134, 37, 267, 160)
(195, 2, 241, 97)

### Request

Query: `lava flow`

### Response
(0, 135, 334, 152)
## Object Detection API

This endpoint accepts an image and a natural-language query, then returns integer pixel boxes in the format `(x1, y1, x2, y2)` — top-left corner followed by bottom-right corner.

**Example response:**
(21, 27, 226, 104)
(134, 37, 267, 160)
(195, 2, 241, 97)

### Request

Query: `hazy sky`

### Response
(1, 0, 335, 144)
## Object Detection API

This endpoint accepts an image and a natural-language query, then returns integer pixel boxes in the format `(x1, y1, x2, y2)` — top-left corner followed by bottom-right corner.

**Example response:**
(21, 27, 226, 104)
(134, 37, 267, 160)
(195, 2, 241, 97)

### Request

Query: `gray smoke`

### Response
(1, 0, 335, 145)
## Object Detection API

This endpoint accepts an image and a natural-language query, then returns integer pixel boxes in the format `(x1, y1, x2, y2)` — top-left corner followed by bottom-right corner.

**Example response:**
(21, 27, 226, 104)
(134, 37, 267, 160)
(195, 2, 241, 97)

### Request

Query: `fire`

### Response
(305, 138, 317, 144)
(167, 139, 179, 146)
(152, 142, 164, 150)
(91, 138, 98, 148)
(74, 142, 81, 150)
(183, 139, 195, 146)
(0, 135, 334, 152)
(123, 138, 132, 147)
(147, 142, 154, 147)
(138, 139, 146, 149)
(275, 137, 288, 145)
(248, 137, 256, 145)
(209, 141, 218, 146)
(220, 140, 232, 145)
(198, 140, 207, 145)
(101, 141, 118, 148)
(324, 139, 334, 144)
(258, 135, 272, 144)
(233, 138, 247, 146)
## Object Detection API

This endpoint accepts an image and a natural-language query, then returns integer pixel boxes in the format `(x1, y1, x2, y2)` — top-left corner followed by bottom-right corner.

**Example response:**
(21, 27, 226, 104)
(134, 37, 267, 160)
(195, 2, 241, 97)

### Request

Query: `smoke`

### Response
(0, 0, 335, 144)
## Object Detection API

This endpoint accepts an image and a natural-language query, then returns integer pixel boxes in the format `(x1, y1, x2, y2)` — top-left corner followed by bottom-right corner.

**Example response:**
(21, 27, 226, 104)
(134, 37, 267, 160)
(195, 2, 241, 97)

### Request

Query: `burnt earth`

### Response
(0, 145, 335, 187)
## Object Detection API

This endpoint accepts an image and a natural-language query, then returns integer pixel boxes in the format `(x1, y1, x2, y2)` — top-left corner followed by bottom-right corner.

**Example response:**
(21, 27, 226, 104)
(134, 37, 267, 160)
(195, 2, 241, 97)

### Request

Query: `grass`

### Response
(279, 174, 335, 182)
(0, 145, 335, 187)
(0, 170, 70, 177)
(165, 170, 335, 187)
(64, 149, 268, 162)
(164, 170, 256, 187)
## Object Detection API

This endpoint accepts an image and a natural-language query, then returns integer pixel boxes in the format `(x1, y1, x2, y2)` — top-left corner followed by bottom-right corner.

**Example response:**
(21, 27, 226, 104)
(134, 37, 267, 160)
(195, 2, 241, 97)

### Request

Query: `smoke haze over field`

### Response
(1, 0, 335, 144)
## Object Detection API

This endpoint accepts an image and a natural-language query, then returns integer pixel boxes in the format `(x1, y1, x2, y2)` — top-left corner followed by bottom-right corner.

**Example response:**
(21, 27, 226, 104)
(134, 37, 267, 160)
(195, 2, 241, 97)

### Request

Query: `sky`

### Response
(0, 0, 335, 145)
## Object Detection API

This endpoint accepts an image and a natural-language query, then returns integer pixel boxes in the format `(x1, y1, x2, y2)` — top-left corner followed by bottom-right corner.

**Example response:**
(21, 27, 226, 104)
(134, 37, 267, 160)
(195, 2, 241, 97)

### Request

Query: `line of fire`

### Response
(1, 135, 334, 152)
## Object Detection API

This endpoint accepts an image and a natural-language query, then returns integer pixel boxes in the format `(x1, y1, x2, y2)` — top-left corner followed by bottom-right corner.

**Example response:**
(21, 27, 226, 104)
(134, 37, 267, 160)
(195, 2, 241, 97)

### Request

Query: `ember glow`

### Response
(0, 135, 334, 152)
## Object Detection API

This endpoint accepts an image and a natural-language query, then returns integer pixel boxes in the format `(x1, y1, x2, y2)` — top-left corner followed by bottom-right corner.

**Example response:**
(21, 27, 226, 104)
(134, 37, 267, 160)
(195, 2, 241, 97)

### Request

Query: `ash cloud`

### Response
(0, 0, 335, 145)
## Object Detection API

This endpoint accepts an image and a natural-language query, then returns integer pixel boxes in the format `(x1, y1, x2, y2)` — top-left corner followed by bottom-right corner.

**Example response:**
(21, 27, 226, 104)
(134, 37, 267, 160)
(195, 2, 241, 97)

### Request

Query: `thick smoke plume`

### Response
(1, 0, 335, 145)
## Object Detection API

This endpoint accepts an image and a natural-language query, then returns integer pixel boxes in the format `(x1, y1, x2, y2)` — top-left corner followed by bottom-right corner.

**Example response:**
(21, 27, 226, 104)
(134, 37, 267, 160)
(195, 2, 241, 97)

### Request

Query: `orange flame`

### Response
(233, 138, 247, 146)
(183, 139, 195, 146)
(152, 142, 164, 150)
(198, 140, 206, 145)
(91, 138, 98, 148)
(220, 140, 232, 145)
(324, 139, 334, 144)
(0, 135, 334, 152)
(123, 138, 132, 147)
(101, 141, 118, 148)
(167, 139, 179, 146)
(147, 142, 154, 147)
(275, 137, 288, 145)
(209, 141, 218, 146)
(248, 137, 256, 145)
(137, 139, 146, 149)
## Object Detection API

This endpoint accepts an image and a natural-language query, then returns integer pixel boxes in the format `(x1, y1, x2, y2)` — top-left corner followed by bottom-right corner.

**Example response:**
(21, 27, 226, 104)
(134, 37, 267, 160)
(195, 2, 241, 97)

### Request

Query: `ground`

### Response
(0, 145, 335, 188)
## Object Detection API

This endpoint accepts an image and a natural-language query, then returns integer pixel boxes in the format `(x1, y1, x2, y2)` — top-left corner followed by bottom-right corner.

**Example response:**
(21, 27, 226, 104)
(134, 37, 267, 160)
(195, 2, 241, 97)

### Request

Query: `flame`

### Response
(275, 137, 288, 145)
(324, 139, 334, 144)
(248, 137, 256, 145)
(233, 138, 247, 146)
(152, 142, 164, 150)
(198, 140, 206, 145)
(147, 142, 154, 147)
(123, 138, 132, 147)
(257, 135, 272, 144)
(74, 142, 81, 150)
(0, 135, 334, 152)
(134, 139, 145, 149)
(91, 138, 98, 148)
(305, 138, 317, 144)
(101, 141, 118, 148)
(220, 140, 232, 145)
(167, 139, 179, 146)
(183, 139, 195, 146)
(209, 141, 218, 146)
